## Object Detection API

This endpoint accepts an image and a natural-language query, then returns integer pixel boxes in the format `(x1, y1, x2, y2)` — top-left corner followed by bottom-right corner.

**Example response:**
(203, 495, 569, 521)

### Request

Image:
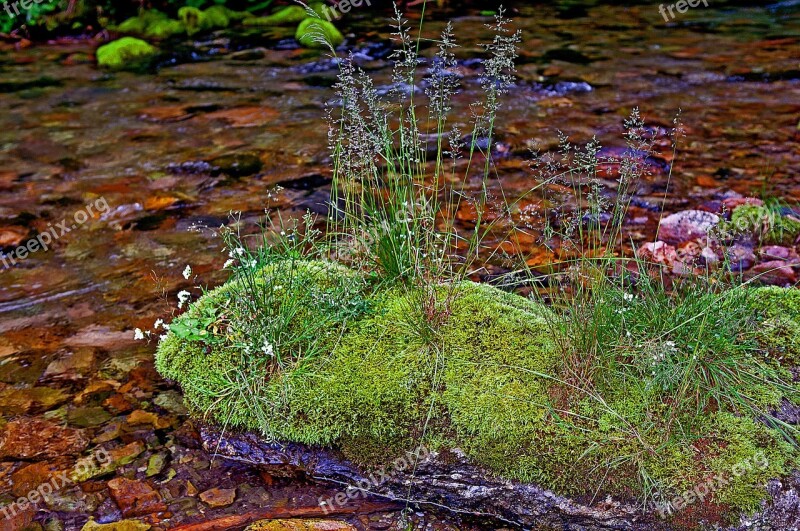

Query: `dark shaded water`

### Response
(0, 1, 798, 529)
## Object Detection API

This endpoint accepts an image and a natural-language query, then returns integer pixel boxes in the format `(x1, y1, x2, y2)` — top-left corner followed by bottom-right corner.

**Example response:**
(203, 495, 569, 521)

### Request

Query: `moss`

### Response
(157, 260, 798, 520)
(96, 37, 158, 70)
(702, 413, 795, 513)
(116, 10, 185, 40)
(179, 7, 210, 36)
(243, 6, 309, 27)
(728, 204, 800, 246)
(750, 286, 800, 366)
(295, 18, 344, 49)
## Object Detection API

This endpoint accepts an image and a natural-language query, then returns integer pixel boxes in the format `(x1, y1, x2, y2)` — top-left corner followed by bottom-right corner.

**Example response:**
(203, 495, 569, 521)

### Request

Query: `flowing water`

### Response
(0, 1, 798, 529)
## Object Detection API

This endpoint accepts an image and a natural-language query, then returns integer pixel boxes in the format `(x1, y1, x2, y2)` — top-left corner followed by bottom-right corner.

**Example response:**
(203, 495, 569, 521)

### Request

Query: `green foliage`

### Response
(178, 5, 239, 35)
(116, 10, 185, 39)
(243, 5, 307, 26)
(95, 37, 158, 69)
(725, 202, 800, 246)
(1, 0, 61, 33)
(750, 286, 800, 366)
(295, 17, 343, 48)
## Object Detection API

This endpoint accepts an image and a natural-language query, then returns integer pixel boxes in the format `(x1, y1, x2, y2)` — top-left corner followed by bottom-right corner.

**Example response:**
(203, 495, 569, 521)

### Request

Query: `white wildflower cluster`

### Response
(262, 339, 275, 358)
(177, 290, 191, 309)
(133, 317, 171, 344)
(645, 340, 679, 375)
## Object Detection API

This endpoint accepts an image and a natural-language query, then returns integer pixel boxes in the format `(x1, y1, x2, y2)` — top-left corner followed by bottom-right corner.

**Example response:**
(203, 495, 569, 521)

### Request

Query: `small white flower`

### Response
(154, 319, 164, 330)
(623, 293, 634, 302)
(224, 259, 235, 269)
(134, 328, 145, 341)
(177, 290, 191, 309)
(182, 265, 192, 280)
(262, 340, 275, 357)
(228, 247, 246, 258)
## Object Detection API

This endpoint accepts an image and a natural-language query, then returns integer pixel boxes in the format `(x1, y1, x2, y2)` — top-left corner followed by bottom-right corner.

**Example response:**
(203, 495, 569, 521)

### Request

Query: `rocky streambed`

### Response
(0, 1, 799, 530)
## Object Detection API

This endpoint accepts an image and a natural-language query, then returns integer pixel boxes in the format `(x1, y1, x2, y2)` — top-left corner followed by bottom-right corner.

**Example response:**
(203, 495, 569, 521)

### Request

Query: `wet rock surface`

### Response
(199, 426, 800, 531)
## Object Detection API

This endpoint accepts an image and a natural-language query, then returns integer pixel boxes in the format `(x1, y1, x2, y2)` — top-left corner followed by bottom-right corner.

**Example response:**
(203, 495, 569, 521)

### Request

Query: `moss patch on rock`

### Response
(243, 6, 310, 27)
(96, 37, 158, 70)
(752, 286, 800, 366)
(116, 10, 185, 40)
(157, 260, 798, 521)
(295, 18, 344, 49)
(728, 204, 800, 246)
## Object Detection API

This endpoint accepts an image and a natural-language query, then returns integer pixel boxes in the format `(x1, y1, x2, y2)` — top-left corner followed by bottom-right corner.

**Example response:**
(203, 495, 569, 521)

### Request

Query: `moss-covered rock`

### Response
(116, 10, 185, 40)
(295, 18, 344, 49)
(728, 204, 800, 246)
(751, 286, 800, 366)
(176, 6, 251, 36)
(243, 6, 309, 27)
(96, 37, 158, 70)
(157, 260, 798, 520)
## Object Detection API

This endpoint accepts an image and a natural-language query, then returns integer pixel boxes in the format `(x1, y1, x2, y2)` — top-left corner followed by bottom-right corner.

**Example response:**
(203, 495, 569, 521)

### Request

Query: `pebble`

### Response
(199, 487, 237, 508)
(658, 210, 720, 244)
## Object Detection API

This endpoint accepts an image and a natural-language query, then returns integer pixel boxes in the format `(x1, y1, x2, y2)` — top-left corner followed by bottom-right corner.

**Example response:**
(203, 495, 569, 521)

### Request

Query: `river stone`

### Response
(0, 418, 89, 459)
(658, 210, 720, 244)
(107, 478, 167, 518)
(199, 426, 800, 531)
(246, 520, 356, 530)
(199, 487, 236, 508)
(207, 153, 263, 177)
(81, 519, 151, 531)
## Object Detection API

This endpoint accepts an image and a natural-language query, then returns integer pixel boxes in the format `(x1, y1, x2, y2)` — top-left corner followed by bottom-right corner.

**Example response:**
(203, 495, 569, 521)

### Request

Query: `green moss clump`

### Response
(116, 10, 185, 40)
(157, 260, 798, 519)
(96, 37, 158, 70)
(728, 204, 800, 246)
(295, 18, 344, 49)
(750, 286, 800, 366)
(248, 6, 309, 26)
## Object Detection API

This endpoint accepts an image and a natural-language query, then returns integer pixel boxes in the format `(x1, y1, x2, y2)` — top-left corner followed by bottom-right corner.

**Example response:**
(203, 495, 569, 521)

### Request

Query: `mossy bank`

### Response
(156, 260, 799, 526)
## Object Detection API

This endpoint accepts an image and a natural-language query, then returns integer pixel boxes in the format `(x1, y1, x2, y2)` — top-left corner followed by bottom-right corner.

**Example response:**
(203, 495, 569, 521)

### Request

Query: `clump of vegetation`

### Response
(153, 6, 799, 527)
(728, 202, 800, 246)
(96, 36, 158, 69)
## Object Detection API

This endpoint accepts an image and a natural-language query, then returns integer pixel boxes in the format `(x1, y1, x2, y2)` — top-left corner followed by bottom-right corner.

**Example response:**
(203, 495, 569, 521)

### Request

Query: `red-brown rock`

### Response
(0, 418, 89, 460)
(108, 478, 167, 518)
